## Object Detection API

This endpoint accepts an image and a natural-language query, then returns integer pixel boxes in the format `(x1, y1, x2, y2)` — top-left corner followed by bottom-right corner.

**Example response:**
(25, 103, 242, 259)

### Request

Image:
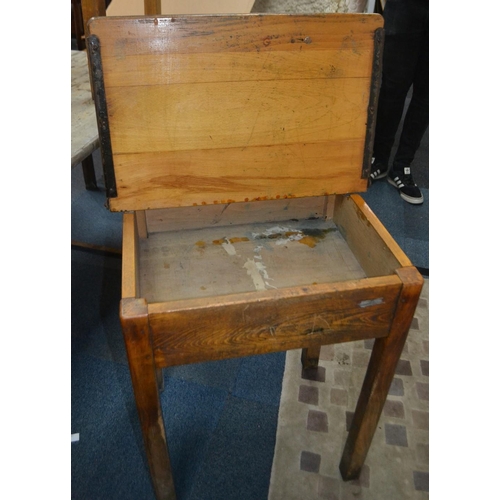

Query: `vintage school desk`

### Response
(87, 13, 423, 499)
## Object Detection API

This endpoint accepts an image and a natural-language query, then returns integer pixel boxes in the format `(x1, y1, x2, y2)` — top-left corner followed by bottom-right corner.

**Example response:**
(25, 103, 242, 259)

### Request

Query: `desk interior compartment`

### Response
(121, 195, 410, 367)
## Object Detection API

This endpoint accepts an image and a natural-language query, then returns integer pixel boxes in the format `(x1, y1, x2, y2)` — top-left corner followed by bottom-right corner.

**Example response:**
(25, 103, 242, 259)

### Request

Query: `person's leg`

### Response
(371, 0, 428, 181)
(392, 33, 429, 171)
(372, 42, 415, 169)
(388, 7, 429, 204)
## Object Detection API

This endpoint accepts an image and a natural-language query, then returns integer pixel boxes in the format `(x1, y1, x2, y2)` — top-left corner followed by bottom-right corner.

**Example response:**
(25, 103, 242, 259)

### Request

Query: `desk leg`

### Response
(156, 367, 165, 393)
(82, 155, 97, 190)
(121, 298, 176, 500)
(339, 267, 423, 480)
(301, 345, 321, 370)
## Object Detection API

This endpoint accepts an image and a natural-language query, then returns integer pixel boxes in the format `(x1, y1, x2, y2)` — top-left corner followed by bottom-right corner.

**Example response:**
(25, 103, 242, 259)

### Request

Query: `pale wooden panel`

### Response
(101, 49, 374, 87)
(88, 14, 382, 211)
(121, 212, 140, 298)
(138, 218, 366, 303)
(135, 210, 148, 238)
(324, 194, 336, 220)
(107, 78, 370, 154)
(333, 194, 412, 277)
(109, 141, 367, 211)
(107, 0, 255, 17)
(89, 14, 383, 56)
(145, 197, 329, 233)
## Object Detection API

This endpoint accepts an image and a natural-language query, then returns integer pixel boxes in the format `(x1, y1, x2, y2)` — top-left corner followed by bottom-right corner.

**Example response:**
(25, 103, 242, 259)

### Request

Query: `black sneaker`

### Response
(369, 158, 388, 182)
(388, 167, 424, 204)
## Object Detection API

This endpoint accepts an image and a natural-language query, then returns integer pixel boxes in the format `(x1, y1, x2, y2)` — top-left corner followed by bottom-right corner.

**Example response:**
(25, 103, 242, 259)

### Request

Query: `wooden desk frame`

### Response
(88, 14, 423, 499)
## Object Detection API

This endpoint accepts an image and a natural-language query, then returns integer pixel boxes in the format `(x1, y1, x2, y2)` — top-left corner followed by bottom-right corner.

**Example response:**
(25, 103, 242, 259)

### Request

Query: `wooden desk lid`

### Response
(88, 14, 384, 212)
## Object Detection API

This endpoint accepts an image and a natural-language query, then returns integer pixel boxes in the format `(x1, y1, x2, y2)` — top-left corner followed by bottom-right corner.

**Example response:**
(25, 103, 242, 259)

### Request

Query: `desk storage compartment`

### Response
(121, 194, 415, 368)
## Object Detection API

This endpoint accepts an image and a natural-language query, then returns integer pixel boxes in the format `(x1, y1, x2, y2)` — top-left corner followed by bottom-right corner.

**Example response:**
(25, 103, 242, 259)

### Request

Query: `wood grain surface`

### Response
(88, 14, 384, 211)
(121, 212, 141, 298)
(148, 275, 402, 367)
(333, 194, 411, 276)
(120, 298, 176, 499)
(137, 217, 367, 302)
(144, 196, 330, 233)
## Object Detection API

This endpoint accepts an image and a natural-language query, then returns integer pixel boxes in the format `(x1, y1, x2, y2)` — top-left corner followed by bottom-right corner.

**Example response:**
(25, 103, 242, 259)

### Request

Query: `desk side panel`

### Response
(145, 196, 330, 233)
(148, 276, 401, 367)
(122, 212, 140, 298)
(333, 194, 412, 277)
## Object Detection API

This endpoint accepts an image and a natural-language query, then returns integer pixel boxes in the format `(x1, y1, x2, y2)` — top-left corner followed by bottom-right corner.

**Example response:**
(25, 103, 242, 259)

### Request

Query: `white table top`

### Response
(71, 50, 99, 167)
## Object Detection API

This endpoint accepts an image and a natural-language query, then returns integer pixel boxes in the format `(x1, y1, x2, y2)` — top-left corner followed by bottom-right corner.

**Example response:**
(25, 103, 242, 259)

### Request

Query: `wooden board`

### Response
(107, 0, 255, 17)
(145, 196, 332, 233)
(122, 212, 141, 298)
(333, 194, 411, 277)
(88, 14, 383, 211)
(148, 275, 402, 367)
(138, 217, 366, 303)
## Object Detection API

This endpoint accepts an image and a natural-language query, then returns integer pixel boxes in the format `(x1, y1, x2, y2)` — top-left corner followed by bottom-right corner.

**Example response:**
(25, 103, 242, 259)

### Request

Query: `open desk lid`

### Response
(88, 14, 384, 212)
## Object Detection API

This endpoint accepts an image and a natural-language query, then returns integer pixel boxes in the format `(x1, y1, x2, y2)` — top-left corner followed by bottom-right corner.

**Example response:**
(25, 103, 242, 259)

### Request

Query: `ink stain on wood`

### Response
(299, 227, 337, 247)
(299, 236, 319, 248)
(252, 227, 337, 248)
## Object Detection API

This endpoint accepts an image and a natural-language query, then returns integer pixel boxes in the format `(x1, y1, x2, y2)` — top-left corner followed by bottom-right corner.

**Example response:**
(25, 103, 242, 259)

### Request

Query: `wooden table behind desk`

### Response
(71, 50, 99, 169)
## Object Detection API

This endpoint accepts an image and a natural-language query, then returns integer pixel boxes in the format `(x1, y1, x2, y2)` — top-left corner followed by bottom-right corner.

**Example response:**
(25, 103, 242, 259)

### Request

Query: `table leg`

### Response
(82, 154, 97, 190)
(156, 367, 165, 393)
(120, 298, 176, 500)
(301, 345, 321, 370)
(339, 267, 423, 480)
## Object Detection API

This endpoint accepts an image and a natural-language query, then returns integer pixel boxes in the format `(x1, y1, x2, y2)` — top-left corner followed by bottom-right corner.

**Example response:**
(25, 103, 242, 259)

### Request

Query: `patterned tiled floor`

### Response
(269, 279, 429, 499)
